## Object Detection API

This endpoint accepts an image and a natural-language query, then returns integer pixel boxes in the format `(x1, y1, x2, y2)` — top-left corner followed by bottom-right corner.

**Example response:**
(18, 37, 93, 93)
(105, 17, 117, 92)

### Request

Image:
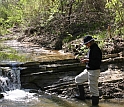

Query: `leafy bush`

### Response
(0, 0, 59, 34)
(106, 0, 124, 35)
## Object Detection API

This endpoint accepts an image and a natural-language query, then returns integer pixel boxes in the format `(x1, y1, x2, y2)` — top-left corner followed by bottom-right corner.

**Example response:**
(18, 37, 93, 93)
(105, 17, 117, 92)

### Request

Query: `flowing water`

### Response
(0, 40, 123, 107)
(0, 62, 123, 107)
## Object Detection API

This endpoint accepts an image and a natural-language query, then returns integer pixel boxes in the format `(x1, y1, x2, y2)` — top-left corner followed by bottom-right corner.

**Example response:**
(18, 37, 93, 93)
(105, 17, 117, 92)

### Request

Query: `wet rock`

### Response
(43, 69, 124, 100)
(0, 94, 4, 99)
(20, 59, 85, 89)
(18, 57, 124, 100)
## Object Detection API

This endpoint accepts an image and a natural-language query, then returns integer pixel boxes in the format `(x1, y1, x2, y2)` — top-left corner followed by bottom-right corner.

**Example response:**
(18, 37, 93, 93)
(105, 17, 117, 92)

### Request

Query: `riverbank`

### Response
(0, 28, 124, 102)
(41, 61, 124, 100)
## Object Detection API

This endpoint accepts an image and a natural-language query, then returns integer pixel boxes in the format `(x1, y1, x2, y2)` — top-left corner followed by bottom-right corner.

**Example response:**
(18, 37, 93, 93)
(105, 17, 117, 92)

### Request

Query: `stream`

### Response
(0, 40, 123, 107)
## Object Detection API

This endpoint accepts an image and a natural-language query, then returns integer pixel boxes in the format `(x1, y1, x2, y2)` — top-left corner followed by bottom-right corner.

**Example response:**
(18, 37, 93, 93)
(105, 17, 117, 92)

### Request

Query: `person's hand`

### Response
(80, 58, 89, 63)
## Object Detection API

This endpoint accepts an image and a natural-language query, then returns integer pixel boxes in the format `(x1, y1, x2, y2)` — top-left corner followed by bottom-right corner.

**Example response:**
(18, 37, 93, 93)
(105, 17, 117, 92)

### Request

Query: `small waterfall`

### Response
(0, 62, 21, 92)
(0, 76, 9, 92)
(0, 62, 38, 102)
(8, 64, 21, 90)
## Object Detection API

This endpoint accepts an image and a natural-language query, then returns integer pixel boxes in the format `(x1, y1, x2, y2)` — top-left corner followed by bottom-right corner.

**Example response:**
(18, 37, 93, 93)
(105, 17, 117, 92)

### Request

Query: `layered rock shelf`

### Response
(19, 58, 124, 99)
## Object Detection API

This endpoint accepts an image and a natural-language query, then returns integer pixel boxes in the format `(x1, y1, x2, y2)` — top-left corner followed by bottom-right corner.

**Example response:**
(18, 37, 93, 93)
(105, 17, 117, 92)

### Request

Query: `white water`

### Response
(2, 89, 38, 102)
(0, 64, 39, 105)
(0, 64, 21, 91)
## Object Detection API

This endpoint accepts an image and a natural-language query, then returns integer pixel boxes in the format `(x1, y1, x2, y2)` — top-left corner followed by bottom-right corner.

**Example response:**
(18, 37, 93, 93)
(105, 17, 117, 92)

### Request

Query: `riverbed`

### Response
(1, 92, 124, 107)
(0, 39, 124, 107)
(2, 40, 75, 62)
(1, 89, 124, 107)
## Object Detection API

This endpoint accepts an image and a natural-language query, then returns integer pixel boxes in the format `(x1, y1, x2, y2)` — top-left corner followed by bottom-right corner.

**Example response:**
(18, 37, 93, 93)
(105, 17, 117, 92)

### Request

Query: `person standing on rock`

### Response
(75, 35, 102, 106)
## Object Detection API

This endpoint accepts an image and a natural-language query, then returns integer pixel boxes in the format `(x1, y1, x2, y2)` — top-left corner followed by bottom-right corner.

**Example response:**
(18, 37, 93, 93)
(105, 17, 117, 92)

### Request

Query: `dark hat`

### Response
(83, 35, 94, 45)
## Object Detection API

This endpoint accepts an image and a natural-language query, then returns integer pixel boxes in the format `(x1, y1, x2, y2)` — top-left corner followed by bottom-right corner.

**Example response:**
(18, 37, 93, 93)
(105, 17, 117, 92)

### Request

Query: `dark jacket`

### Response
(86, 43, 102, 70)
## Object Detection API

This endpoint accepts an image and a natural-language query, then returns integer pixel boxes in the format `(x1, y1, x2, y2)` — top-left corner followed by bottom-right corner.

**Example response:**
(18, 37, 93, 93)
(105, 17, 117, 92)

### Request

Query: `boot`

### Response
(92, 96, 99, 106)
(75, 85, 85, 100)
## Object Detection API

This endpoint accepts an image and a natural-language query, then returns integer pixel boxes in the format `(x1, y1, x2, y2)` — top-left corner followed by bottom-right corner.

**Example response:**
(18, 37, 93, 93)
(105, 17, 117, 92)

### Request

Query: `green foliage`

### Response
(0, 52, 26, 62)
(19, 0, 60, 27)
(93, 31, 107, 49)
(0, 0, 23, 34)
(63, 32, 73, 43)
(0, 0, 120, 43)
(106, 0, 124, 35)
(0, 44, 30, 62)
(0, 26, 8, 35)
(0, 0, 60, 34)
